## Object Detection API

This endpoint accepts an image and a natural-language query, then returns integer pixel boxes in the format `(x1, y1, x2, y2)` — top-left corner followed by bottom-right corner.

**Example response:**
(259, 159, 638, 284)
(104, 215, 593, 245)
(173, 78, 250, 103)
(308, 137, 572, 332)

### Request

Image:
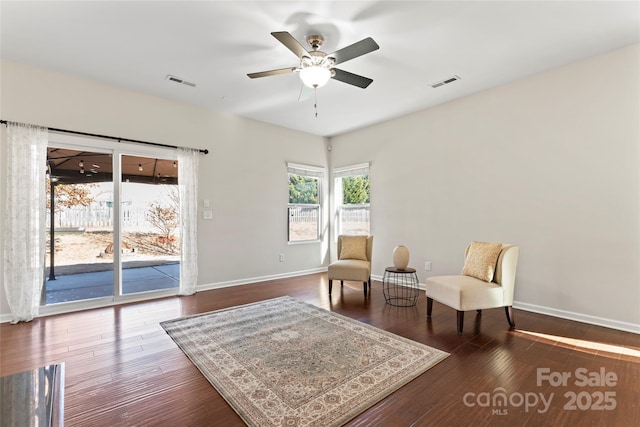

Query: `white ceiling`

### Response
(1, 1, 638, 137)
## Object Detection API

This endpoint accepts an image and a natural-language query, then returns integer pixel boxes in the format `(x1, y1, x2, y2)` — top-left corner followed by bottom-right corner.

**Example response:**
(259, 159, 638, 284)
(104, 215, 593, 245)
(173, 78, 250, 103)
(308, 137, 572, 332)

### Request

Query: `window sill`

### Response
(288, 239, 321, 246)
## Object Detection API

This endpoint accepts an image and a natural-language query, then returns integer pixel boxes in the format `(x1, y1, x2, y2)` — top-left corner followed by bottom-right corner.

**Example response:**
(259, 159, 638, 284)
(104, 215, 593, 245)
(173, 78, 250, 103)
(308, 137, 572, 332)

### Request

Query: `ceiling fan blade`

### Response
(247, 67, 297, 79)
(271, 31, 309, 59)
(331, 68, 373, 89)
(328, 37, 379, 65)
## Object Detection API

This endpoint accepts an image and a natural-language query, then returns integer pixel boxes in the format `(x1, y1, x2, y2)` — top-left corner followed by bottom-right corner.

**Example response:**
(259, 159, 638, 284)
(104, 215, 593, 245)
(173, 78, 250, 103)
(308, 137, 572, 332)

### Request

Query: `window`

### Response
(288, 163, 324, 242)
(334, 163, 370, 236)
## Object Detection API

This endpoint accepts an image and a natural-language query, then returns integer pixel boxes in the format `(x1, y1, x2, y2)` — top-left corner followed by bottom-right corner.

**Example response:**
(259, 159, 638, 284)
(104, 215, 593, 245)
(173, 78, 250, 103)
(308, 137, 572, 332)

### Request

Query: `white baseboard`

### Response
(0, 313, 14, 323)
(3, 271, 637, 336)
(513, 301, 640, 334)
(374, 275, 639, 334)
(197, 267, 328, 292)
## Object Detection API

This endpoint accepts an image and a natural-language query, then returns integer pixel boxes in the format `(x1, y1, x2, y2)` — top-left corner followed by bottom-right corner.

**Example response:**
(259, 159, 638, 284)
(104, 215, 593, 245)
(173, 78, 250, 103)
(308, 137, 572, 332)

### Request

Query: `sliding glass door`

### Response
(121, 154, 180, 295)
(45, 147, 114, 303)
(44, 139, 179, 305)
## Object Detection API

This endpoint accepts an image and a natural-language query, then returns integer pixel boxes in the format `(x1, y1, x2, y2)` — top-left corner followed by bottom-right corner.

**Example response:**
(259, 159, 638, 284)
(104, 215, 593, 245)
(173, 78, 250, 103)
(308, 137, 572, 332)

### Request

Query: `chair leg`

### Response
(329, 279, 332, 295)
(505, 306, 515, 328)
(457, 310, 464, 334)
(340, 280, 344, 287)
(476, 309, 482, 314)
(363, 281, 368, 297)
(427, 297, 433, 317)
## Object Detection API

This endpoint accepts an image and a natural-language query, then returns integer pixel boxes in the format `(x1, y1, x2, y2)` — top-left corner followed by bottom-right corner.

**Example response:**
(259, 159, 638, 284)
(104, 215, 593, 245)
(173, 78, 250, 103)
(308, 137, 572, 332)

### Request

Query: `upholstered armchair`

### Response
(328, 235, 373, 297)
(425, 242, 519, 334)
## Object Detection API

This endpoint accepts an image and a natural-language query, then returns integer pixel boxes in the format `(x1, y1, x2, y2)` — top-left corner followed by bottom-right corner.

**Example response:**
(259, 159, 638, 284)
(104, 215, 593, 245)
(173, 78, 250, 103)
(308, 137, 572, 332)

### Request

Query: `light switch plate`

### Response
(203, 210, 213, 220)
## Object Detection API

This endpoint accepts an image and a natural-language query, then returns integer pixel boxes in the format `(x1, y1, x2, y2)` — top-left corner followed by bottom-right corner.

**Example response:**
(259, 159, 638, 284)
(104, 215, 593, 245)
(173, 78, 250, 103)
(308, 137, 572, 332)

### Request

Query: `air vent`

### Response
(431, 75, 461, 89)
(165, 74, 196, 87)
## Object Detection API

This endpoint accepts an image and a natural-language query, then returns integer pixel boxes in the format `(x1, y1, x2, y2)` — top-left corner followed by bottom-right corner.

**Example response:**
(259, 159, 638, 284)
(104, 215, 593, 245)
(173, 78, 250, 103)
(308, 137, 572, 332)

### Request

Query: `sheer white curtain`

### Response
(177, 147, 199, 295)
(3, 122, 48, 323)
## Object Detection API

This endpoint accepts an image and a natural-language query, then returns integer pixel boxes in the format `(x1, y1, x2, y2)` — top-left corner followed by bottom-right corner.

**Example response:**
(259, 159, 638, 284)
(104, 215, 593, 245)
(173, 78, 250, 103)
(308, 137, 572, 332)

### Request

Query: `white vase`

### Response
(393, 245, 410, 270)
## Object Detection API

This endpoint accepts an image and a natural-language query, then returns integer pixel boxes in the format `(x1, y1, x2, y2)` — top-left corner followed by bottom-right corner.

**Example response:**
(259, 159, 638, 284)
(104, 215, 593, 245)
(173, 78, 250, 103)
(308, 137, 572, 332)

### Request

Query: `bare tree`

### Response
(168, 185, 179, 212)
(146, 203, 178, 241)
(145, 185, 180, 253)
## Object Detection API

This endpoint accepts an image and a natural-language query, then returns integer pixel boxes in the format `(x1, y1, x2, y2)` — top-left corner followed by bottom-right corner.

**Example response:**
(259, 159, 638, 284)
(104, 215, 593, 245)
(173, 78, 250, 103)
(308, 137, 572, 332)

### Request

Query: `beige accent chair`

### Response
(328, 235, 373, 297)
(425, 243, 519, 334)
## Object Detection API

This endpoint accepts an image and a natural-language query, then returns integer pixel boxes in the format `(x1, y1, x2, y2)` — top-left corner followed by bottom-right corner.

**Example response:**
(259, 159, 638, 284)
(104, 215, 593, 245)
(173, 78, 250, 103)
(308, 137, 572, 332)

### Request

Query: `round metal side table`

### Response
(382, 267, 419, 307)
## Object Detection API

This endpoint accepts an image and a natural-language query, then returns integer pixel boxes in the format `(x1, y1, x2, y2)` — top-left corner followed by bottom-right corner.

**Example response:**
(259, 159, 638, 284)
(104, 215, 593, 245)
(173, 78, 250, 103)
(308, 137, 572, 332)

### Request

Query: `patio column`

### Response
(48, 180, 56, 281)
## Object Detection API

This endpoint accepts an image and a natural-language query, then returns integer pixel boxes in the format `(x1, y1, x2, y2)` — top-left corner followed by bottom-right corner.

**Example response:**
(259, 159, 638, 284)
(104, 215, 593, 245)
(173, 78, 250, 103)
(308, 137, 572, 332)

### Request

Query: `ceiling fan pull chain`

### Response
(314, 87, 319, 118)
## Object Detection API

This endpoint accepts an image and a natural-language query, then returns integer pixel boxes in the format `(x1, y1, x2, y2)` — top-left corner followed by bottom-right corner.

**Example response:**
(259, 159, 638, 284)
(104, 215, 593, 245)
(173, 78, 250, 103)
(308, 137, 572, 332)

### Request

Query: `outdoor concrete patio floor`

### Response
(44, 263, 179, 304)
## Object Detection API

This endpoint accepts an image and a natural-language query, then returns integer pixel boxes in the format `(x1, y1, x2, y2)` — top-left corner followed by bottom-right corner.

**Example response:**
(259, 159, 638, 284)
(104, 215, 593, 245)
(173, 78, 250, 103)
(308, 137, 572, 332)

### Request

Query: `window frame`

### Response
(287, 162, 325, 244)
(334, 162, 370, 238)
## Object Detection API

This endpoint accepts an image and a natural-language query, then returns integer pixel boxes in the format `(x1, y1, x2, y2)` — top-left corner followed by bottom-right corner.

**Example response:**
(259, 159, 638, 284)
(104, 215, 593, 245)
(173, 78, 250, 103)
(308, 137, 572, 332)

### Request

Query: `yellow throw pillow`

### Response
(462, 241, 503, 282)
(339, 235, 368, 261)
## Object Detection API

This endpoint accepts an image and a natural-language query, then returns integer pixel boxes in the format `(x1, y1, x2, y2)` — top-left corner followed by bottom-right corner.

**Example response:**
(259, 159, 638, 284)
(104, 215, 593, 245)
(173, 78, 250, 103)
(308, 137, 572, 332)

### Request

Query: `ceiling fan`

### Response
(248, 31, 379, 90)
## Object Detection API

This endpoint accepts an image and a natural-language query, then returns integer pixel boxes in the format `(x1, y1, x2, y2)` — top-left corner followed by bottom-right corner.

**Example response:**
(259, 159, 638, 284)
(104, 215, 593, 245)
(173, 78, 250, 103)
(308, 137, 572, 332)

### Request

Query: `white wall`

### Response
(2, 44, 639, 332)
(0, 60, 328, 318)
(330, 45, 640, 331)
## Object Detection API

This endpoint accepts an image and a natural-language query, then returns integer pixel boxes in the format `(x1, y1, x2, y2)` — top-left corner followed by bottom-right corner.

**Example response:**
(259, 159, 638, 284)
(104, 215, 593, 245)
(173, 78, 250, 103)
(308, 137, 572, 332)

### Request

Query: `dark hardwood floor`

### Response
(1, 273, 638, 426)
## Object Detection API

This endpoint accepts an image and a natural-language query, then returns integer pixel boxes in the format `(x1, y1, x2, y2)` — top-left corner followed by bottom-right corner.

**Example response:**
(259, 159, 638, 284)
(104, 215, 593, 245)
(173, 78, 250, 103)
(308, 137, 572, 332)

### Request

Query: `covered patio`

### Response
(45, 146, 181, 304)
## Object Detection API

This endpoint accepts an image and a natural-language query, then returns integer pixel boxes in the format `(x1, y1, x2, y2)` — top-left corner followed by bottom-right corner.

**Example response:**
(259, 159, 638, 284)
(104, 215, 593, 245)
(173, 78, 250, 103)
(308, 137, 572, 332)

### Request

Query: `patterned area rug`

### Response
(161, 296, 449, 426)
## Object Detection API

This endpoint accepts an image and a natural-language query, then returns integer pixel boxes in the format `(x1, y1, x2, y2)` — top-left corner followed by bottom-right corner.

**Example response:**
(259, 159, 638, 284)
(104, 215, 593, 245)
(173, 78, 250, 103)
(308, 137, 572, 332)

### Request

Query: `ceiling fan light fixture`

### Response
(300, 65, 331, 88)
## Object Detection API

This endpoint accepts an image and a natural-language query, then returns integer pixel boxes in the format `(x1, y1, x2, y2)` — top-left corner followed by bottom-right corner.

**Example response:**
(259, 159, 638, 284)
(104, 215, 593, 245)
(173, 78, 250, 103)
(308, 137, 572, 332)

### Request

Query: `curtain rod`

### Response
(0, 120, 209, 154)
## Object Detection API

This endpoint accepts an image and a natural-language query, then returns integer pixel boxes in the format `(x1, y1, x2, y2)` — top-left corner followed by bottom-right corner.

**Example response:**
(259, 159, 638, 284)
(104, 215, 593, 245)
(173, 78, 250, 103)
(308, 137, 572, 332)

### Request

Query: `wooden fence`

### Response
(47, 206, 152, 229)
(288, 206, 319, 223)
